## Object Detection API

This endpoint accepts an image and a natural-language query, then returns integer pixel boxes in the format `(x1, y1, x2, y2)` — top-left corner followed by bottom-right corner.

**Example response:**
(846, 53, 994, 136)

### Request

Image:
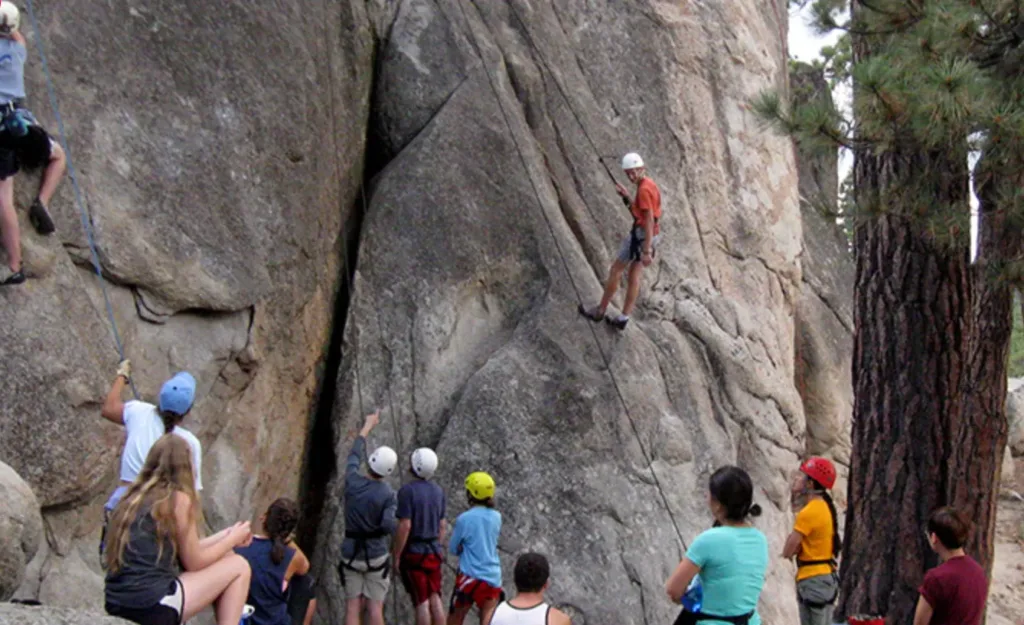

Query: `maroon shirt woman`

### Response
(913, 507, 989, 625)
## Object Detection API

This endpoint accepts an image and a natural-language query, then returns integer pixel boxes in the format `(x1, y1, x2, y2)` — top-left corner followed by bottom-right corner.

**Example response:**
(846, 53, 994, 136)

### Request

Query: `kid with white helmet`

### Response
(578, 151, 662, 329)
(0, 0, 67, 286)
(448, 472, 503, 625)
(339, 410, 397, 625)
(393, 448, 448, 625)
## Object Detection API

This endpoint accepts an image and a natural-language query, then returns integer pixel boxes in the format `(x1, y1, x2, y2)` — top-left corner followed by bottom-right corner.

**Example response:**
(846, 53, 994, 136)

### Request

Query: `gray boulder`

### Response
(0, 605, 129, 625)
(0, 462, 43, 601)
(1007, 378, 1024, 456)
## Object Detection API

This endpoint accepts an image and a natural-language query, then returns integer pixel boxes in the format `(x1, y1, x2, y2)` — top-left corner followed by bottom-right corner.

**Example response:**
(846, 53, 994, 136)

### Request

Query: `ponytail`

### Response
(159, 409, 182, 434)
(264, 498, 299, 566)
(809, 477, 842, 557)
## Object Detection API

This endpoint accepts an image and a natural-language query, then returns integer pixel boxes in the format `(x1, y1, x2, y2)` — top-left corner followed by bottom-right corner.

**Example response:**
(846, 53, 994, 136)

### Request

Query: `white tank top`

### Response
(490, 601, 550, 625)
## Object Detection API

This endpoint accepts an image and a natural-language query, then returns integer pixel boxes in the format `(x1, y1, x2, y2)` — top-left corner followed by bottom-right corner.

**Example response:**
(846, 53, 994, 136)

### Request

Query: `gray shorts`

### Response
(616, 227, 661, 263)
(342, 554, 390, 602)
(797, 573, 838, 625)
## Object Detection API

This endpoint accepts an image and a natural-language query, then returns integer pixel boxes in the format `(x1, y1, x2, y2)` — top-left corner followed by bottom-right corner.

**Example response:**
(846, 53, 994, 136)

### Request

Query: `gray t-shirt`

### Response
(397, 479, 446, 554)
(0, 38, 26, 102)
(341, 436, 397, 560)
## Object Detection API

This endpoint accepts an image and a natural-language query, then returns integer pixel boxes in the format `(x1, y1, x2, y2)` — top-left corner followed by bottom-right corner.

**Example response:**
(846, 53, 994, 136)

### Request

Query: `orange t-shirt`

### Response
(631, 177, 661, 235)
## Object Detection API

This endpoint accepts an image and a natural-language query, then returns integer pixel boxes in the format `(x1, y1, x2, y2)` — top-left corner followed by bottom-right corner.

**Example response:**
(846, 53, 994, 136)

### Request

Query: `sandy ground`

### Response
(987, 457, 1024, 625)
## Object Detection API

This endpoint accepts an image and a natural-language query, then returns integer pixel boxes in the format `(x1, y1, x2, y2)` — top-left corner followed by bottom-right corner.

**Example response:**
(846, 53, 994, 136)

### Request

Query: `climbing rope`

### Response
(452, 0, 690, 555)
(22, 0, 138, 399)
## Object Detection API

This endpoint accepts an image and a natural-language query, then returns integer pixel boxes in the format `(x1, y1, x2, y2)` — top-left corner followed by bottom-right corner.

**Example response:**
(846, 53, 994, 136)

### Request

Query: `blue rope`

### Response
(23, 0, 137, 399)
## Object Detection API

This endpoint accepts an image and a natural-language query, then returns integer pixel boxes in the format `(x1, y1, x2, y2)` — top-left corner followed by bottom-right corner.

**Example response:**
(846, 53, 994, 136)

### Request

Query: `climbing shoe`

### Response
(605, 315, 629, 330)
(0, 266, 25, 285)
(29, 198, 55, 235)
(578, 304, 604, 322)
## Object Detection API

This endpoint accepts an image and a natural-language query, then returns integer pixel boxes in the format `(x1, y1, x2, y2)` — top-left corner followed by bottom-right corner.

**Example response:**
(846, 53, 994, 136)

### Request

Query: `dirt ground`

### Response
(987, 457, 1024, 625)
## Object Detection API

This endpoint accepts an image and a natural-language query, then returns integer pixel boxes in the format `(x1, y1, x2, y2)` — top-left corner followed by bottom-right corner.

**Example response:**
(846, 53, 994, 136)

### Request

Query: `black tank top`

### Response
(104, 501, 180, 609)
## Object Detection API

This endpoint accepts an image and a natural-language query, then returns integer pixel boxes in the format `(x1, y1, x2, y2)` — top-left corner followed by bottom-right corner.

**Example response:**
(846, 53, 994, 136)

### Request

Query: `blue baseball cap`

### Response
(159, 372, 196, 416)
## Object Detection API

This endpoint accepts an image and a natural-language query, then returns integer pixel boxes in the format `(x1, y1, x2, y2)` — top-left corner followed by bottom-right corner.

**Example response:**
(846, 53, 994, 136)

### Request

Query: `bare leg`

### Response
(429, 594, 447, 625)
(447, 604, 471, 625)
(622, 262, 644, 316)
(366, 599, 385, 625)
(415, 599, 431, 625)
(345, 597, 365, 625)
(0, 175, 20, 272)
(179, 553, 251, 625)
(479, 599, 499, 625)
(37, 142, 65, 206)
(597, 259, 628, 313)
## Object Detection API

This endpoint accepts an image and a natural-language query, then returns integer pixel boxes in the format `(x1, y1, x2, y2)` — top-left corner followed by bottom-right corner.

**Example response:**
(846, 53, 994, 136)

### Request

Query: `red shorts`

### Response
(399, 552, 443, 604)
(449, 573, 503, 611)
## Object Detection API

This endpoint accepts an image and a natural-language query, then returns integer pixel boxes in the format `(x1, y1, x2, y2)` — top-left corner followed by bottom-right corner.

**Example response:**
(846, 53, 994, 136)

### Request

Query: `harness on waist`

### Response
(673, 608, 755, 625)
(797, 558, 837, 568)
(400, 536, 443, 573)
(337, 528, 391, 586)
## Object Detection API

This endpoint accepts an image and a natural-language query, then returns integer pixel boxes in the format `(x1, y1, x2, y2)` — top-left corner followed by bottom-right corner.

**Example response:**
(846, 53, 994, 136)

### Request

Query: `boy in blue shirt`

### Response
(448, 472, 502, 625)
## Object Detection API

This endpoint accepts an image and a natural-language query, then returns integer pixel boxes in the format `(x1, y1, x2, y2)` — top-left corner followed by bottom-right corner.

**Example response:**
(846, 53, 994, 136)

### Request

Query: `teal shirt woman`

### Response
(665, 466, 769, 625)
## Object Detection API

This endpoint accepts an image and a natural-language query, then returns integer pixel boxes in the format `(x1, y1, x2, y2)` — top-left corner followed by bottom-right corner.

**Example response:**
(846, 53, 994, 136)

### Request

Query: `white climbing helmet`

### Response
(410, 448, 438, 479)
(621, 152, 644, 171)
(368, 446, 398, 477)
(0, 2, 19, 34)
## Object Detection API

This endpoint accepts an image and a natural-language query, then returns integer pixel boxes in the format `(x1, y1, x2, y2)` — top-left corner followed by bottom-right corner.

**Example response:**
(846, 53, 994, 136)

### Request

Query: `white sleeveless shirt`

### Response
(490, 601, 550, 625)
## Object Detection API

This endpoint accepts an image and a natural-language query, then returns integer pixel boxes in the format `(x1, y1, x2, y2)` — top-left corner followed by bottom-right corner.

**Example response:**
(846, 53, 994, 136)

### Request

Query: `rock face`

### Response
(312, 2, 804, 625)
(0, 605, 129, 625)
(0, 1, 851, 624)
(2, 0, 373, 605)
(1007, 378, 1024, 456)
(0, 462, 43, 601)
(789, 63, 854, 481)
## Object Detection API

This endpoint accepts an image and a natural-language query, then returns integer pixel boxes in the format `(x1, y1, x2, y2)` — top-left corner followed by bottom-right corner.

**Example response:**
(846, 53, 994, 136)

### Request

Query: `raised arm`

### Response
(100, 360, 132, 424)
(346, 411, 380, 480)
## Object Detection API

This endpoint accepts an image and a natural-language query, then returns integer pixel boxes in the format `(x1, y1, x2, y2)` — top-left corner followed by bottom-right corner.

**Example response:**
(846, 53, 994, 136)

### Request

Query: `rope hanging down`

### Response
(23, 0, 138, 399)
(452, 0, 689, 555)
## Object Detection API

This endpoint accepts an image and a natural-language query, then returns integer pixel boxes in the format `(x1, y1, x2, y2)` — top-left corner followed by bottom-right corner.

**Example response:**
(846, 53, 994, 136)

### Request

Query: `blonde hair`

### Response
(104, 434, 202, 572)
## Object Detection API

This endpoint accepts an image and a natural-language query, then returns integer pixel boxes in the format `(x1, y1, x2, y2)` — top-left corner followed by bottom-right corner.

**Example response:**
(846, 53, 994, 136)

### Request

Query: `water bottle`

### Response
(681, 575, 703, 612)
(239, 604, 255, 625)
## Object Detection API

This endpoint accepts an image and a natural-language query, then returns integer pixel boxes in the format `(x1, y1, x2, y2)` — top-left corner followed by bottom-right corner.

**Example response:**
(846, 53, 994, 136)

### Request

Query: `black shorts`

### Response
(0, 124, 53, 180)
(106, 580, 184, 625)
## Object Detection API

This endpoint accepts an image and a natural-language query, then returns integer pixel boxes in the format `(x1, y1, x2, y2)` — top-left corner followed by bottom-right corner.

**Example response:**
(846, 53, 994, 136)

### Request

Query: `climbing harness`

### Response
(336, 528, 392, 588)
(451, 0, 689, 556)
(673, 609, 754, 625)
(23, 0, 138, 398)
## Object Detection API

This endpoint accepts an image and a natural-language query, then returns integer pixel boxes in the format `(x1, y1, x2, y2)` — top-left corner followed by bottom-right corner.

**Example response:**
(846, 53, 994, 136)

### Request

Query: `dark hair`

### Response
(928, 506, 972, 550)
(265, 498, 299, 565)
(466, 490, 495, 508)
(709, 466, 762, 521)
(513, 552, 550, 593)
(808, 477, 843, 557)
(159, 409, 187, 434)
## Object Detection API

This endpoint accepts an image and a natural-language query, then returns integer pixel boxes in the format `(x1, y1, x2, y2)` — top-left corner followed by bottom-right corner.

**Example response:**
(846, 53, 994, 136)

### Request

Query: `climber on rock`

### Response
(448, 471, 503, 625)
(393, 447, 448, 625)
(99, 360, 203, 558)
(338, 410, 398, 625)
(578, 152, 662, 330)
(0, 0, 66, 286)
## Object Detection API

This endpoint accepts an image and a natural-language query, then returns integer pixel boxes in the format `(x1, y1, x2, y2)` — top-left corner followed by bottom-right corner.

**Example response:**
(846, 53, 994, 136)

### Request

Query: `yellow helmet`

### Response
(465, 471, 496, 501)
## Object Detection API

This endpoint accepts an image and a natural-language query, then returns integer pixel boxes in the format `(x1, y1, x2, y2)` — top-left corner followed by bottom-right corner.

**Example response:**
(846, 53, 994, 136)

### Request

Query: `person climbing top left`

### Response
(0, 0, 67, 286)
(99, 360, 203, 558)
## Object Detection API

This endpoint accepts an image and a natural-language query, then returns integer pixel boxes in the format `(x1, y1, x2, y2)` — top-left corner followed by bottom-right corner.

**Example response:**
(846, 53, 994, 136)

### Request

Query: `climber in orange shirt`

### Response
(578, 152, 661, 330)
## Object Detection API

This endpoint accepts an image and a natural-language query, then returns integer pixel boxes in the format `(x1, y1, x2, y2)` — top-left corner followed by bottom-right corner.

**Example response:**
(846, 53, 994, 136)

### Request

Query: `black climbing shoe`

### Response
(29, 198, 55, 235)
(0, 268, 25, 285)
(605, 315, 629, 330)
(578, 304, 604, 322)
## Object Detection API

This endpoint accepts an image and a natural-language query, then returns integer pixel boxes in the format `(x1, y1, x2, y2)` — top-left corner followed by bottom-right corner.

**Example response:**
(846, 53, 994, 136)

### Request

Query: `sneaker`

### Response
(605, 314, 629, 330)
(28, 198, 55, 235)
(0, 266, 25, 285)
(578, 303, 604, 322)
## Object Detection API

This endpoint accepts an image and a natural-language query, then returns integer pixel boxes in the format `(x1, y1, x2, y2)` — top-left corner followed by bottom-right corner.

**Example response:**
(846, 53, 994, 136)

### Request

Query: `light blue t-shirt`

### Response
(0, 38, 26, 102)
(685, 526, 769, 625)
(449, 506, 502, 587)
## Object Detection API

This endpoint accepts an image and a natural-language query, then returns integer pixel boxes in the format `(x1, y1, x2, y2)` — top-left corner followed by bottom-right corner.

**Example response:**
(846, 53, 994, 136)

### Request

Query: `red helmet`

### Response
(800, 456, 836, 489)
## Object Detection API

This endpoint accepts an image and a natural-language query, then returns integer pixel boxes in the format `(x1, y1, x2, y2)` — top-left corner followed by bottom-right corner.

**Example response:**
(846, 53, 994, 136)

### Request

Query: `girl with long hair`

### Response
(235, 498, 317, 625)
(782, 457, 842, 625)
(664, 466, 769, 625)
(104, 434, 253, 625)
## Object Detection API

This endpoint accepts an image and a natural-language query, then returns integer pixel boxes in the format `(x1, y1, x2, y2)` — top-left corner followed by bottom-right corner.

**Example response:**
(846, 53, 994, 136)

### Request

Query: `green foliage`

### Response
(758, 0, 1024, 258)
